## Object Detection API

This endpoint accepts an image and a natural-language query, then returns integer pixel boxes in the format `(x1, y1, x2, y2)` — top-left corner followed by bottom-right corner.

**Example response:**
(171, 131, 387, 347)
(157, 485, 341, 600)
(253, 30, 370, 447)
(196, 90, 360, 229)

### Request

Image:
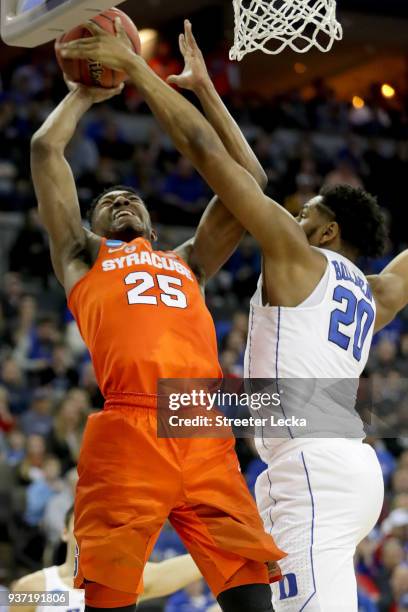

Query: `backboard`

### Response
(1, 0, 126, 47)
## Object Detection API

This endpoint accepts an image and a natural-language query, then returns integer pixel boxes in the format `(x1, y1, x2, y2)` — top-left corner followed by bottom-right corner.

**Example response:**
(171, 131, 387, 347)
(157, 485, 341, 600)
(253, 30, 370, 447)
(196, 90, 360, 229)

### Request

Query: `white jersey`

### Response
(37, 567, 84, 612)
(244, 248, 376, 455)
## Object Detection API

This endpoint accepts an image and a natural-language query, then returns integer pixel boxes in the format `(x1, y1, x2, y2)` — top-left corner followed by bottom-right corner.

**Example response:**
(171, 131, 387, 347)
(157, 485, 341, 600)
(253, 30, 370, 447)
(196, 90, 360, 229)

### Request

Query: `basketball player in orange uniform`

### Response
(31, 22, 285, 612)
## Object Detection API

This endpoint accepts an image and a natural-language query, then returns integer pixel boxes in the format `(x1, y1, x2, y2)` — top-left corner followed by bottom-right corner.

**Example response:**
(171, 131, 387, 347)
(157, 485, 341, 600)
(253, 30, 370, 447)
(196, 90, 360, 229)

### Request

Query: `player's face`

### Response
(297, 196, 332, 247)
(93, 190, 154, 241)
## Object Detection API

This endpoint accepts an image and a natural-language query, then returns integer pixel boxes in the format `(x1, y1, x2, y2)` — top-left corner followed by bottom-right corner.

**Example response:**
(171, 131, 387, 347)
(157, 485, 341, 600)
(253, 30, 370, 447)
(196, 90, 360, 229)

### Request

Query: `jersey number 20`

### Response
(328, 285, 375, 361)
(125, 271, 187, 309)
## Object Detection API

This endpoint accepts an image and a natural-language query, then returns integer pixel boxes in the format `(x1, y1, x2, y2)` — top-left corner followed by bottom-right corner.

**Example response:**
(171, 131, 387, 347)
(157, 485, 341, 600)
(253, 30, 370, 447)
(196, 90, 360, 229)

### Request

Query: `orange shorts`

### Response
(73, 403, 286, 599)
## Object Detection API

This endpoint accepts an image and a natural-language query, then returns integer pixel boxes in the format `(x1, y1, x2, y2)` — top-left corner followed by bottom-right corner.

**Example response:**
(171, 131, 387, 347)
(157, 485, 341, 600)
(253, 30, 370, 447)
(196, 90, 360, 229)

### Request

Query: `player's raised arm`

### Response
(59, 21, 319, 275)
(170, 21, 266, 281)
(368, 249, 408, 331)
(140, 555, 201, 601)
(30, 81, 122, 285)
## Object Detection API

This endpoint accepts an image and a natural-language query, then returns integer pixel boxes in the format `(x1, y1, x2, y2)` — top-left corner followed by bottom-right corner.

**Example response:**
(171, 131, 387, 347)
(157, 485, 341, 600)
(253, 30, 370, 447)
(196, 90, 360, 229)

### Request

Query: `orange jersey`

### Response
(68, 237, 222, 401)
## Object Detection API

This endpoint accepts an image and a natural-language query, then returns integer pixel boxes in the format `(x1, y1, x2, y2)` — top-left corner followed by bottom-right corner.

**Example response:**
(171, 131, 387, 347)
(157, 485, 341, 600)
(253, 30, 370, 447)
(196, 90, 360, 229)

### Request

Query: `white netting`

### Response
(230, 0, 343, 61)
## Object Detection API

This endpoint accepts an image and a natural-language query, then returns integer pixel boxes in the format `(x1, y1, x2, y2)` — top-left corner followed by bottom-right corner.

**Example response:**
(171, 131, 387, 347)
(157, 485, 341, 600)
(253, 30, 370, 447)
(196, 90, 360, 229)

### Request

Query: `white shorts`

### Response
(255, 438, 384, 612)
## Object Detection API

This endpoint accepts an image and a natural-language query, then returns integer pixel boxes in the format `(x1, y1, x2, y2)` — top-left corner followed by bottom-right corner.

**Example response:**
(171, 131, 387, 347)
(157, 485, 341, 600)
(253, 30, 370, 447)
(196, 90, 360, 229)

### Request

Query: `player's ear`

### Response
(150, 228, 158, 242)
(319, 221, 339, 246)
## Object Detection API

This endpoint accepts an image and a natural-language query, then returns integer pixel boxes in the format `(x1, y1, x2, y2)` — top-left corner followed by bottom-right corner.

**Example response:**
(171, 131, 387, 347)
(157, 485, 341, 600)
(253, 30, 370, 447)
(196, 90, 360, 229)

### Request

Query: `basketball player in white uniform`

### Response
(244, 228, 385, 611)
(55, 19, 408, 612)
(10, 507, 208, 612)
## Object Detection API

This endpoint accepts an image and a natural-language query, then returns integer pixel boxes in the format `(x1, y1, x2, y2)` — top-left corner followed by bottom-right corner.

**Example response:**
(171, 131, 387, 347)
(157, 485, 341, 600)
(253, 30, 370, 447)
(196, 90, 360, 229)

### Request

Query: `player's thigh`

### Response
(74, 408, 180, 593)
(184, 438, 283, 561)
(75, 407, 180, 535)
(256, 441, 383, 611)
(256, 440, 383, 551)
(354, 442, 384, 542)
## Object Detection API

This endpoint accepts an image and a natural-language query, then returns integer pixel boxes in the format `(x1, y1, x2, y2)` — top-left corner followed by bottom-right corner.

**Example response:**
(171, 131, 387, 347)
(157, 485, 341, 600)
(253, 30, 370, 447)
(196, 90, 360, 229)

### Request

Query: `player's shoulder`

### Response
(12, 569, 46, 592)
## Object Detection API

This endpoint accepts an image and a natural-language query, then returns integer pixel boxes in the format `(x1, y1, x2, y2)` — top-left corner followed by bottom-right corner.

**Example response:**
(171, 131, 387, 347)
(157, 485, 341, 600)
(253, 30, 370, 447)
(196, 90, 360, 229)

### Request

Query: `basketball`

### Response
(55, 7, 141, 89)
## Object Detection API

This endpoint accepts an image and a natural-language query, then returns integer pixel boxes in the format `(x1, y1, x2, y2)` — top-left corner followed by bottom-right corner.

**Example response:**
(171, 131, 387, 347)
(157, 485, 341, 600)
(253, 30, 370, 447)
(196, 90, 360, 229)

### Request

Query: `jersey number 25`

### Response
(125, 271, 187, 309)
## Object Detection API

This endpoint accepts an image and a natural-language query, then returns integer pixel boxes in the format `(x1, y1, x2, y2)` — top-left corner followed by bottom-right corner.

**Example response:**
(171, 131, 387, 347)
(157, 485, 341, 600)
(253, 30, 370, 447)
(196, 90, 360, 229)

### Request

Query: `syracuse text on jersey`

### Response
(101, 244, 193, 281)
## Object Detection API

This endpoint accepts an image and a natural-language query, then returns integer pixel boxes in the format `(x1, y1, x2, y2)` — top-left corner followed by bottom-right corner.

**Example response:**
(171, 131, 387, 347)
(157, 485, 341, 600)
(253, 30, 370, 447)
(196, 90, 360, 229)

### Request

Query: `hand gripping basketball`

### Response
(59, 16, 137, 75)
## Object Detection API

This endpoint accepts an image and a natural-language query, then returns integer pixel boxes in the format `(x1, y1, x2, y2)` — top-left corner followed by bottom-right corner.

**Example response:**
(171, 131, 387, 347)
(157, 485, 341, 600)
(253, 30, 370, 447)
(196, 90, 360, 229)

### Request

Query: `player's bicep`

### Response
(196, 149, 311, 261)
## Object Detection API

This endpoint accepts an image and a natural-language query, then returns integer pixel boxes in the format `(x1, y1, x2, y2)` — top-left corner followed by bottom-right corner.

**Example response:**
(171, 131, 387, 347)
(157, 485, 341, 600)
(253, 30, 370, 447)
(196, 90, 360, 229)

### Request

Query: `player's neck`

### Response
(324, 243, 358, 263)
(107, 229, 150, 244)
(338, 245, 358, 262)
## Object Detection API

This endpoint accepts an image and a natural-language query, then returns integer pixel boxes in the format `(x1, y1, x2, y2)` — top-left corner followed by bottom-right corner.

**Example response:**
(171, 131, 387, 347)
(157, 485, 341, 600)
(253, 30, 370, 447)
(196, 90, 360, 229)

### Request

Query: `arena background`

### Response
(1, 0, 408, 610)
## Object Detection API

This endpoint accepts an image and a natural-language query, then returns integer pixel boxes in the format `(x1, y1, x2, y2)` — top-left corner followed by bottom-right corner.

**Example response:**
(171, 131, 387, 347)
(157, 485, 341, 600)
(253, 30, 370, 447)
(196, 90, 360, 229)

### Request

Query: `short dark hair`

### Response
(319, 184, 388, 258)
(86, 185, 140, 226)
(64, 505, 74, 529)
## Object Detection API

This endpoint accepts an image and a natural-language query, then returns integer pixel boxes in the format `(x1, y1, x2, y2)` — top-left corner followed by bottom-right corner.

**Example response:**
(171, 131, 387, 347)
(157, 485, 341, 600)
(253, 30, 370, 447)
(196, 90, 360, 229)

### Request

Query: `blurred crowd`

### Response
(0, 35, 408, 612)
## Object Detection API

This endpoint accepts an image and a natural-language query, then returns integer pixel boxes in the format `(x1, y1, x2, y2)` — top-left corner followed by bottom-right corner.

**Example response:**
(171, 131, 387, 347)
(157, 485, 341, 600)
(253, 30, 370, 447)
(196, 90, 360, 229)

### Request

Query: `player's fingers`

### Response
(60, 46, 98, 59)
(114, 16, 127, 41)
(167, 74, 179, 85)
(114, 16, 122, 35)
(179, 33, 186, 55)
(185, 20, 198, 49)
(85, 20, 106, 36)
(114, 16, 133, 50)
(59, 38, 98, 49)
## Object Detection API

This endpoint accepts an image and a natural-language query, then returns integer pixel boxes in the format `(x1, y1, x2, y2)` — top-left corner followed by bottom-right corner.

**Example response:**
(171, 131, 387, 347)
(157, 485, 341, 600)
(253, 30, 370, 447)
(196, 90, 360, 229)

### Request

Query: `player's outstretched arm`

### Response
(140, 555, 201, 601)
(59, 22, 317, 272)
(170, 21, 266, 280)
(9, 571, 43, 612)
(368, 249, 408, 331)
(30, 82, 122, 285)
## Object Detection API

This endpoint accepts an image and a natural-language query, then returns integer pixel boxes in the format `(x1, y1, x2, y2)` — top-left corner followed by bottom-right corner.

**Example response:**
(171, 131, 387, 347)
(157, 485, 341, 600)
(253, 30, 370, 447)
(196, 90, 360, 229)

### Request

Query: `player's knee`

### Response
(217, 583, 274, 612)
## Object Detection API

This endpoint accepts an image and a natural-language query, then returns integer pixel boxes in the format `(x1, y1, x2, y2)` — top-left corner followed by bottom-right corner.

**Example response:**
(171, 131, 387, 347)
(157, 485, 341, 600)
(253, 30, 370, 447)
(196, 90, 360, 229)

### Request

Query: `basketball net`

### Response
(229, 0, 343, 61)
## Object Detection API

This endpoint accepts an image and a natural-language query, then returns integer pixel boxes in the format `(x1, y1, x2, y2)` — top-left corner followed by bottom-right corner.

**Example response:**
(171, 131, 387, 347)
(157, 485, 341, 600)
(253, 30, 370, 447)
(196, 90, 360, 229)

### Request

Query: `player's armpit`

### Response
(140, 555, 201, 602)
